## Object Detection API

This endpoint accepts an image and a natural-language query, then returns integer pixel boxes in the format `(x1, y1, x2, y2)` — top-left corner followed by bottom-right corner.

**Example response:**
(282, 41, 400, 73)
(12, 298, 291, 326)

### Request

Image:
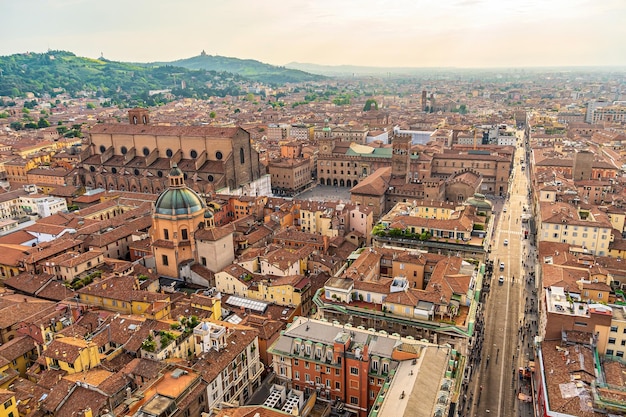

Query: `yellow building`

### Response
(247, 275, 308, 309)
(77, 275, 171, 320)
(189, 294, 222, 321)
(0, 335, 38, 383)
(151, 164, 212, 278)
(42, 337, 100, 374)
(0, 390, 18, 417)
(298, 203, 337, 238)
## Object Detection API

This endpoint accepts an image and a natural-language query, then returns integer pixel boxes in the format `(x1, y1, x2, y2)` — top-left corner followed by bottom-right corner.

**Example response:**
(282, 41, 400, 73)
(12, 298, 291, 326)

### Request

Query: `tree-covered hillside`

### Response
(152, 52, 325, 84)
(0, 51, 247, 104)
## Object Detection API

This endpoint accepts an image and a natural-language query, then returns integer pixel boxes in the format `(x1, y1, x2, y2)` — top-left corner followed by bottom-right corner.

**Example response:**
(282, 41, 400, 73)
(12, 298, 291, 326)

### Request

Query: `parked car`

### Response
(503, 239, 509, 246)
(500, 262, 505, 270)
(499, 276, 505, 284)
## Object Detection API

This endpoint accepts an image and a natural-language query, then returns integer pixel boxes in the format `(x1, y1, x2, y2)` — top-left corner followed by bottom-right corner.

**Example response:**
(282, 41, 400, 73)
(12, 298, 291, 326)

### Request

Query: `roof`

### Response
(90, 123, 242, 138)
(154, 187, 205, 216)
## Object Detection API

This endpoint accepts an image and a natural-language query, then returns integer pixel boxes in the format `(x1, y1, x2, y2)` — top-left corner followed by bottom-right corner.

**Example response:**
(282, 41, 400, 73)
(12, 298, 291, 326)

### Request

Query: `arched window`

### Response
(166, 149, 173, 158)
(240, 148, 245, 164)
(99, 145, 106, 153)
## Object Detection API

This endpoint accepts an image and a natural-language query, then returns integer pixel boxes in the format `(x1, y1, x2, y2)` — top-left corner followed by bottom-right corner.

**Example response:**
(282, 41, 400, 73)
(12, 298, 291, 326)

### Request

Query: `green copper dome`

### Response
(155, 188, 205, 215)
(154, 163, 205, 215)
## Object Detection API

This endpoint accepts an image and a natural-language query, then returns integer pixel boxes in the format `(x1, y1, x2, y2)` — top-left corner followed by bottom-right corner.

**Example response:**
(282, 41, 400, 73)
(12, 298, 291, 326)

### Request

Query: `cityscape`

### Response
(1, 2, 626, 417)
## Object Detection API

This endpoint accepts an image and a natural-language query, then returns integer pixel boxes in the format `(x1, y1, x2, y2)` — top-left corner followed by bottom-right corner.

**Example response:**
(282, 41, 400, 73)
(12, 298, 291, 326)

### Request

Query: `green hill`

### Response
(0, 51, 247, 104)
(152, 52, 325, 84)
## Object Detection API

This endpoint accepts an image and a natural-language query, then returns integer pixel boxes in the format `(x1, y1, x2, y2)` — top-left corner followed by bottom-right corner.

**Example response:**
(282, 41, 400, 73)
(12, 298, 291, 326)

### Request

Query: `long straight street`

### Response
(469, 132, 539, 417)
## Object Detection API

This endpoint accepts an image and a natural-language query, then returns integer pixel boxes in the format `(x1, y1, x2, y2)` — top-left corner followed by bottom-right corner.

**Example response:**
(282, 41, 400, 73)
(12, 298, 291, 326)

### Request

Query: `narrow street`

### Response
(468, 131, 539, 417)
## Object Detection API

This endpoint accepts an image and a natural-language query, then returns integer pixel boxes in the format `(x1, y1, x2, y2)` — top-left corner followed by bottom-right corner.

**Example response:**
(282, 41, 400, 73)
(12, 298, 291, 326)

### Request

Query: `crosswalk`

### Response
(500, 231, 523, 236)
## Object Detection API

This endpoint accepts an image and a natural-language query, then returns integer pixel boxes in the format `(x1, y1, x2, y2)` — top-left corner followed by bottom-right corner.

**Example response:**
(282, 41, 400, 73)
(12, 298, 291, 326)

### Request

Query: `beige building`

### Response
(269, 158, 312, 195)
(82, 108, 263, 194)
(538, 201, 613, 256)
(43, 250, 104, 281)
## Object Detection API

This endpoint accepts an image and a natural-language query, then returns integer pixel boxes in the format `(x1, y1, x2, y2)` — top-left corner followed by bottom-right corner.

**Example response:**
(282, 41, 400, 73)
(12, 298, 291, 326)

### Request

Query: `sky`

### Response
(1, 0, 625, 68)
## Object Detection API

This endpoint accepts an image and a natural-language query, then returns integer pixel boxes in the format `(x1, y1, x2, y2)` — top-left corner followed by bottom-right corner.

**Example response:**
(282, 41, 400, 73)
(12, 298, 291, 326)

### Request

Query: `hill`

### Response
(152, 52, 325, 84)
(0, 51, 248, 104)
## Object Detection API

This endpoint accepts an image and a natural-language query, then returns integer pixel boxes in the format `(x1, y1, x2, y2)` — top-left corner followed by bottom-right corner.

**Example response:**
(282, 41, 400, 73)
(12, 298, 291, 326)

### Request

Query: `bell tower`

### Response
(391, 134, 411, 182)
(128, 108, 149, 125)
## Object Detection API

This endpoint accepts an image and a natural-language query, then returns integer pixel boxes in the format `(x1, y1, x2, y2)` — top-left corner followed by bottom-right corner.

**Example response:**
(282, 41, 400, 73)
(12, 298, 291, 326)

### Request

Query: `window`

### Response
(350, 367, 359, 375)
(382, 362, 389, 374)
(294, 371, 300, 380)
(4, 399, 12, 409)
(305, 374, 310, 381)
(201, 257, 207, 266)
(618, 351, 625, 358)
(611, 326, 618, 332)
(181, 229, 188, 240)
(335, 381, 341, 390)
(162, 255, 169, 266)
(607, 349, 615, 356)
(294, 359, 299, 365)
(350, 396, 359, 405)
(216, 151, 223, 160)
(240, 148, 245, 164)
(164, 229, 169, 240)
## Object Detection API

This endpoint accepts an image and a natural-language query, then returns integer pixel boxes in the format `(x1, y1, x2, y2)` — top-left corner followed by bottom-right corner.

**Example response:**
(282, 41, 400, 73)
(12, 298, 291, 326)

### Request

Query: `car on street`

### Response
(499, 262, 505, 270)
(503, 239, 509, 246)
(498, 276, 505, 284)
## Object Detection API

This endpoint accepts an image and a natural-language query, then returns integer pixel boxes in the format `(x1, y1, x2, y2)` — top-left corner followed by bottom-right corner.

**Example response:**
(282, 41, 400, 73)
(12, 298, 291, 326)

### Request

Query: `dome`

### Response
(466, 193, 493, 210)
(204, 209, 214, 218)
(154, 188, 205, 215)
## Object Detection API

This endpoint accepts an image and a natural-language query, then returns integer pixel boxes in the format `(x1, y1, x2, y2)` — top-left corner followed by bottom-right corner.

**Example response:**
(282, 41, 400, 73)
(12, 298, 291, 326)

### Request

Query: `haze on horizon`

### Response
(1, 0, 625, 69)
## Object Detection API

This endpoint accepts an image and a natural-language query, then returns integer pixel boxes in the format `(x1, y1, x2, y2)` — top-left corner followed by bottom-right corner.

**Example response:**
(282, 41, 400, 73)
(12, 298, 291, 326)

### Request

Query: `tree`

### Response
(37, 117, 50, 128)
(10, 121, 23, 130)
(363, 99, 378, 111)
(86, 102, 96, 109)
(209, 111, 216, 118)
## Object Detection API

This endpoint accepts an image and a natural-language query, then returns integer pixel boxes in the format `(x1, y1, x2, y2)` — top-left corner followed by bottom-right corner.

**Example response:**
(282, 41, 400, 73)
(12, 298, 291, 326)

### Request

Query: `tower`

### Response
(151, 164, 209, 277)
(391, 134, 412, 182)
(128, 108, 149, 125)
(572, 150, 594, 181)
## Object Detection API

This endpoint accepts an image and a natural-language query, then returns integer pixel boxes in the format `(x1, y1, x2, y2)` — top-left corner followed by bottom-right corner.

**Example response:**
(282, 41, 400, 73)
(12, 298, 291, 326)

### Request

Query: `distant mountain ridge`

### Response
(150, 53, 325, 84)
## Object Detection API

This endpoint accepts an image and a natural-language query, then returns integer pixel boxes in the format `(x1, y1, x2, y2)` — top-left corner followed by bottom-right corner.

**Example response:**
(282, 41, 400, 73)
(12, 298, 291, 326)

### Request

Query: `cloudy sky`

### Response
(1, 0, 625, 67)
